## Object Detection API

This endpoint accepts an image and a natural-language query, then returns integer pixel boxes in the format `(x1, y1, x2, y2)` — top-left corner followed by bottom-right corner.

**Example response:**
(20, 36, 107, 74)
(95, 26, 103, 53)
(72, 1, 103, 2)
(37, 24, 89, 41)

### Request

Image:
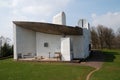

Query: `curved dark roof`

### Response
(13, 21, 83, 35)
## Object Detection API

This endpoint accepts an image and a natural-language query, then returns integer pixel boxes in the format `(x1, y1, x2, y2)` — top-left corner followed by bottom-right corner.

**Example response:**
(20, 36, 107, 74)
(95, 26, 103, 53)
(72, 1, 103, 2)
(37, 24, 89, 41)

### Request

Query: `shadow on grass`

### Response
(0, 55, 13, 60)
(88, 50, 119, 62)
(103, 51, 119, 62)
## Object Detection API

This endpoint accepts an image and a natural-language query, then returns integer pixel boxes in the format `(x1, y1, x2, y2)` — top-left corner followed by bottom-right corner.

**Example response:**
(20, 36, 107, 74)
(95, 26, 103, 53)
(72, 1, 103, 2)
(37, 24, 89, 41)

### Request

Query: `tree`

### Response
(91, 27, 99, 49)
(0, 36, 5, 47)
(97, 25, 105, 49)
(115, 28, 120, 49)
(0, 43, 13, 57)
(92, 25, 115, 49)
(103, 27, 114, 49)
(0, 36, 13, 57)
(118, 27, 120, 34)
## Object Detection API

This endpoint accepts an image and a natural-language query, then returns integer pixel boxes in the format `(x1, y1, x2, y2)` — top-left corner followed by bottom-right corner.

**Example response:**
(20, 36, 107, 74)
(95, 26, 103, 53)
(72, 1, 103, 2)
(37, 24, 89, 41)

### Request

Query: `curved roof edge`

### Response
(13, 21, 83, 35)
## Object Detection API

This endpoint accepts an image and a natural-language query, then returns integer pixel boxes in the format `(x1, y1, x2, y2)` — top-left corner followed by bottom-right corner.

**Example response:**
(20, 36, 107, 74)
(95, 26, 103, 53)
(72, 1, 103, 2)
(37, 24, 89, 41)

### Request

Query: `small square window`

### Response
(44, 42, 48, 47)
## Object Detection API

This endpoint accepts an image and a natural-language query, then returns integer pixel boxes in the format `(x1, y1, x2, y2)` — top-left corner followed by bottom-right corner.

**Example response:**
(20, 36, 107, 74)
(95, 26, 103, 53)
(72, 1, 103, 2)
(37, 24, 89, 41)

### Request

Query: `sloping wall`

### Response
(14, 25, 36, 59)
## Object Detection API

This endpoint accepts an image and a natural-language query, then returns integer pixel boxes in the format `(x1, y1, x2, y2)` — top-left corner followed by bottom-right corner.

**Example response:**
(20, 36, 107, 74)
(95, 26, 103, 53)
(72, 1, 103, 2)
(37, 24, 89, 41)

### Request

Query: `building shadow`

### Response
(87, 50, 119, 62)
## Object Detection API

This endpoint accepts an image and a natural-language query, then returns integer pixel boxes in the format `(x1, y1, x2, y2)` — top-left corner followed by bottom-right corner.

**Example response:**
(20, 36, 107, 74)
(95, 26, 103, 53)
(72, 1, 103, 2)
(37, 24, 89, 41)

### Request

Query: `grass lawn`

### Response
(90, 49, 120, 80)
(0, 59, 94, 80)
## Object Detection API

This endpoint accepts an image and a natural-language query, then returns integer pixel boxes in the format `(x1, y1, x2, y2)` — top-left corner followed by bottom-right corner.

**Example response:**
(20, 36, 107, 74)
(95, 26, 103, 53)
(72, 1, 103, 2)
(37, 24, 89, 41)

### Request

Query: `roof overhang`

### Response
(13, 21, 83, 35)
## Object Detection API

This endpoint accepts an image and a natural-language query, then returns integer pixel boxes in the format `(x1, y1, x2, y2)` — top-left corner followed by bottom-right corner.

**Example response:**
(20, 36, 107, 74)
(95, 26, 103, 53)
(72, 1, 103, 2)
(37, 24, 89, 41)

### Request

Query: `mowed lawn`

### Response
(0, 59, 94, 80)
(90, 49, 120, 80)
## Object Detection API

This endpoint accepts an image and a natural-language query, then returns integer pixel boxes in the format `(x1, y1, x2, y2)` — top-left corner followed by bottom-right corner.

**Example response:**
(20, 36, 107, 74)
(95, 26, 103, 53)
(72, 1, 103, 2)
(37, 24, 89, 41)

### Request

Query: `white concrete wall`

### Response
(13, 24, 17, 59)
(53, 12, 66, 25)
(60, 35, 86, 59)
(14, 24, 90, 60)
(77, 19, 91, 59)
(36, 32, 85, 60)
(36, 32, 61, 58)
(71, 31, 90, 59)
(83, 29, 90, 58)
(14, 25, 36, 59)
(71, 36, 84, 58)
(61, 37, 71, 61)
(36, 33, 86, 60)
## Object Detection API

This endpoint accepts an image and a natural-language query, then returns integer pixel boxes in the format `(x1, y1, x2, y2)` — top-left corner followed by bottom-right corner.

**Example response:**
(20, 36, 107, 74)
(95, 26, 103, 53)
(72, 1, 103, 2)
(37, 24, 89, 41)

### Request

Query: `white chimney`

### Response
(53, 12, 66, 25)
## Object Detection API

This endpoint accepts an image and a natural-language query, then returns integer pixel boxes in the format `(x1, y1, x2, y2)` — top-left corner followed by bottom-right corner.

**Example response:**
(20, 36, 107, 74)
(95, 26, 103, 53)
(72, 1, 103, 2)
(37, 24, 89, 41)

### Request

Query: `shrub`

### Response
(0, 43, 13, 57)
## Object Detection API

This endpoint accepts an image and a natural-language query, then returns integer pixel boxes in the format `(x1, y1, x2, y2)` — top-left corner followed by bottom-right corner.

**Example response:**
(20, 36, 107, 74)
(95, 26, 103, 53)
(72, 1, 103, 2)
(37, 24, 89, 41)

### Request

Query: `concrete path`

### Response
(81, 50, 105, 80)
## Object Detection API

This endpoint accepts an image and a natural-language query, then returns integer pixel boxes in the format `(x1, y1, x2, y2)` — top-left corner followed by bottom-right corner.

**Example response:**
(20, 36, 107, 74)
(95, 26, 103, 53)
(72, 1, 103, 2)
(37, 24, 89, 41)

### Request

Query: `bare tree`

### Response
(91, 27, 99, 49)
(91, 25, 119, 49)
(96, 25, 114, 49)
(97, 25, 105, 49)
(115, 27, 120, 49)
(103, 27, 114, 49)
(0, 36, 5, 47)
(118, 27, 120, 34)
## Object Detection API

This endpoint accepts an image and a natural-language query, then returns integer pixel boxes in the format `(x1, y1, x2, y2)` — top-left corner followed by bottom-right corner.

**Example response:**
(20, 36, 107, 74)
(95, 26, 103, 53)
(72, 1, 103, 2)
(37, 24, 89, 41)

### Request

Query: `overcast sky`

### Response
(0, 0, 120, 42)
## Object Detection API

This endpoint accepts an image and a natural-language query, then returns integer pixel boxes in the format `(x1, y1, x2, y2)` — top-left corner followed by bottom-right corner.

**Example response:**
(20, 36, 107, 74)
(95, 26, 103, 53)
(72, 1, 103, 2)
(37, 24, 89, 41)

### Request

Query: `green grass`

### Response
(0, 59, 94, 80)
(90, 49, 120, 80)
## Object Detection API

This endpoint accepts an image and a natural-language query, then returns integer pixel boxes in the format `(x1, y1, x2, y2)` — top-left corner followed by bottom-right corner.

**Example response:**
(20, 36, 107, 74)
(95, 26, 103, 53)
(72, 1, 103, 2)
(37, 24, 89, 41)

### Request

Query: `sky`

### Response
(0, 0, 120, 43)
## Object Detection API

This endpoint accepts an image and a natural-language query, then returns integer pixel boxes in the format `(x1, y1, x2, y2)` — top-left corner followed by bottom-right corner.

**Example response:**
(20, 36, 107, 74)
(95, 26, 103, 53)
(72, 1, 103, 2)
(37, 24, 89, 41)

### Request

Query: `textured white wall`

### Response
(14, 24, 89, 60)
(14, 25, 36, 59)
(83, 28, 91, 58)
(36, 32, 61, 58)
(36, 32, 85, 60)
(77, 19, 91, 58)
(61, 38, 71, 61)
(13, 24, 17, 59)
(71, 36, 84, 58)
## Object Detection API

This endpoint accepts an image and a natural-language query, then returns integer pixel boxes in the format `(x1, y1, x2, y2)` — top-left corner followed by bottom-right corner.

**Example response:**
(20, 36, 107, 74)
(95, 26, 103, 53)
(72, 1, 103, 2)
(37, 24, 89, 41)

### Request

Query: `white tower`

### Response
(78, 19, 90, 29)
(53, 12, 66, 25)
(78, 19, 91, 58)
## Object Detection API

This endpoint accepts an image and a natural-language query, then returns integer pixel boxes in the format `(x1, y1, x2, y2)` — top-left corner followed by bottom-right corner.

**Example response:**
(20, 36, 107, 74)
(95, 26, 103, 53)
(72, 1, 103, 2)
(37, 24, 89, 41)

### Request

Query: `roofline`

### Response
(13, 21, 83, 35)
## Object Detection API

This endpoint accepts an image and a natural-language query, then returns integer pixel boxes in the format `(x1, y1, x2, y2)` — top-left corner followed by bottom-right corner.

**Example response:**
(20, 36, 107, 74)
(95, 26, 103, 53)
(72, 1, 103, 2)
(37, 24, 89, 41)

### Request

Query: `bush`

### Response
(0, 43, 13, 57)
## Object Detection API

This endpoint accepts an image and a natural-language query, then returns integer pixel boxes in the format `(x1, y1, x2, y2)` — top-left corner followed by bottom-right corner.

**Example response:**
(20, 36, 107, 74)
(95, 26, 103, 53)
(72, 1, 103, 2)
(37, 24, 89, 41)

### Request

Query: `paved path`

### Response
(81, 50, 105, 80)
(81, 50, 104, 68)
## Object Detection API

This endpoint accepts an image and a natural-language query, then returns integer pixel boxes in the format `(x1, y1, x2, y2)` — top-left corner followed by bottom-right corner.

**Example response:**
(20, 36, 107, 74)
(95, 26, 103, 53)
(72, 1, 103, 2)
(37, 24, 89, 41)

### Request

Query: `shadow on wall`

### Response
(88, 50, 119, 62)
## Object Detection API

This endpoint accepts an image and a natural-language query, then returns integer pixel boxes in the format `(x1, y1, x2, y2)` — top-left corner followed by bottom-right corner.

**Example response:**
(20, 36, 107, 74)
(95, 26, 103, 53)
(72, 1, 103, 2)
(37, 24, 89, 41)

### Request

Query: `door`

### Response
(61, 37, 71, 61)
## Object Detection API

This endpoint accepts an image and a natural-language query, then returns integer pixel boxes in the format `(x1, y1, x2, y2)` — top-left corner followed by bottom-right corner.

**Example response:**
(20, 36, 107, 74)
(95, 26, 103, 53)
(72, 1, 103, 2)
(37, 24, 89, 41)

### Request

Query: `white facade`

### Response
(78, 19, 91, 58)
(36, 32, 61, 58)
(13, 12, 91, 61)
(13, 24, 36, 59)
(13, 25, 90, 61)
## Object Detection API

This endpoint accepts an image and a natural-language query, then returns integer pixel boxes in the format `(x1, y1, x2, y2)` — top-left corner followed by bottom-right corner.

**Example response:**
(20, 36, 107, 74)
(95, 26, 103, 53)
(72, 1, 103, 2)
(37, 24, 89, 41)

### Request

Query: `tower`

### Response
(78, 19, 91, 58)
(53, 12, 66, 25)
(78, 19, 90, 29)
